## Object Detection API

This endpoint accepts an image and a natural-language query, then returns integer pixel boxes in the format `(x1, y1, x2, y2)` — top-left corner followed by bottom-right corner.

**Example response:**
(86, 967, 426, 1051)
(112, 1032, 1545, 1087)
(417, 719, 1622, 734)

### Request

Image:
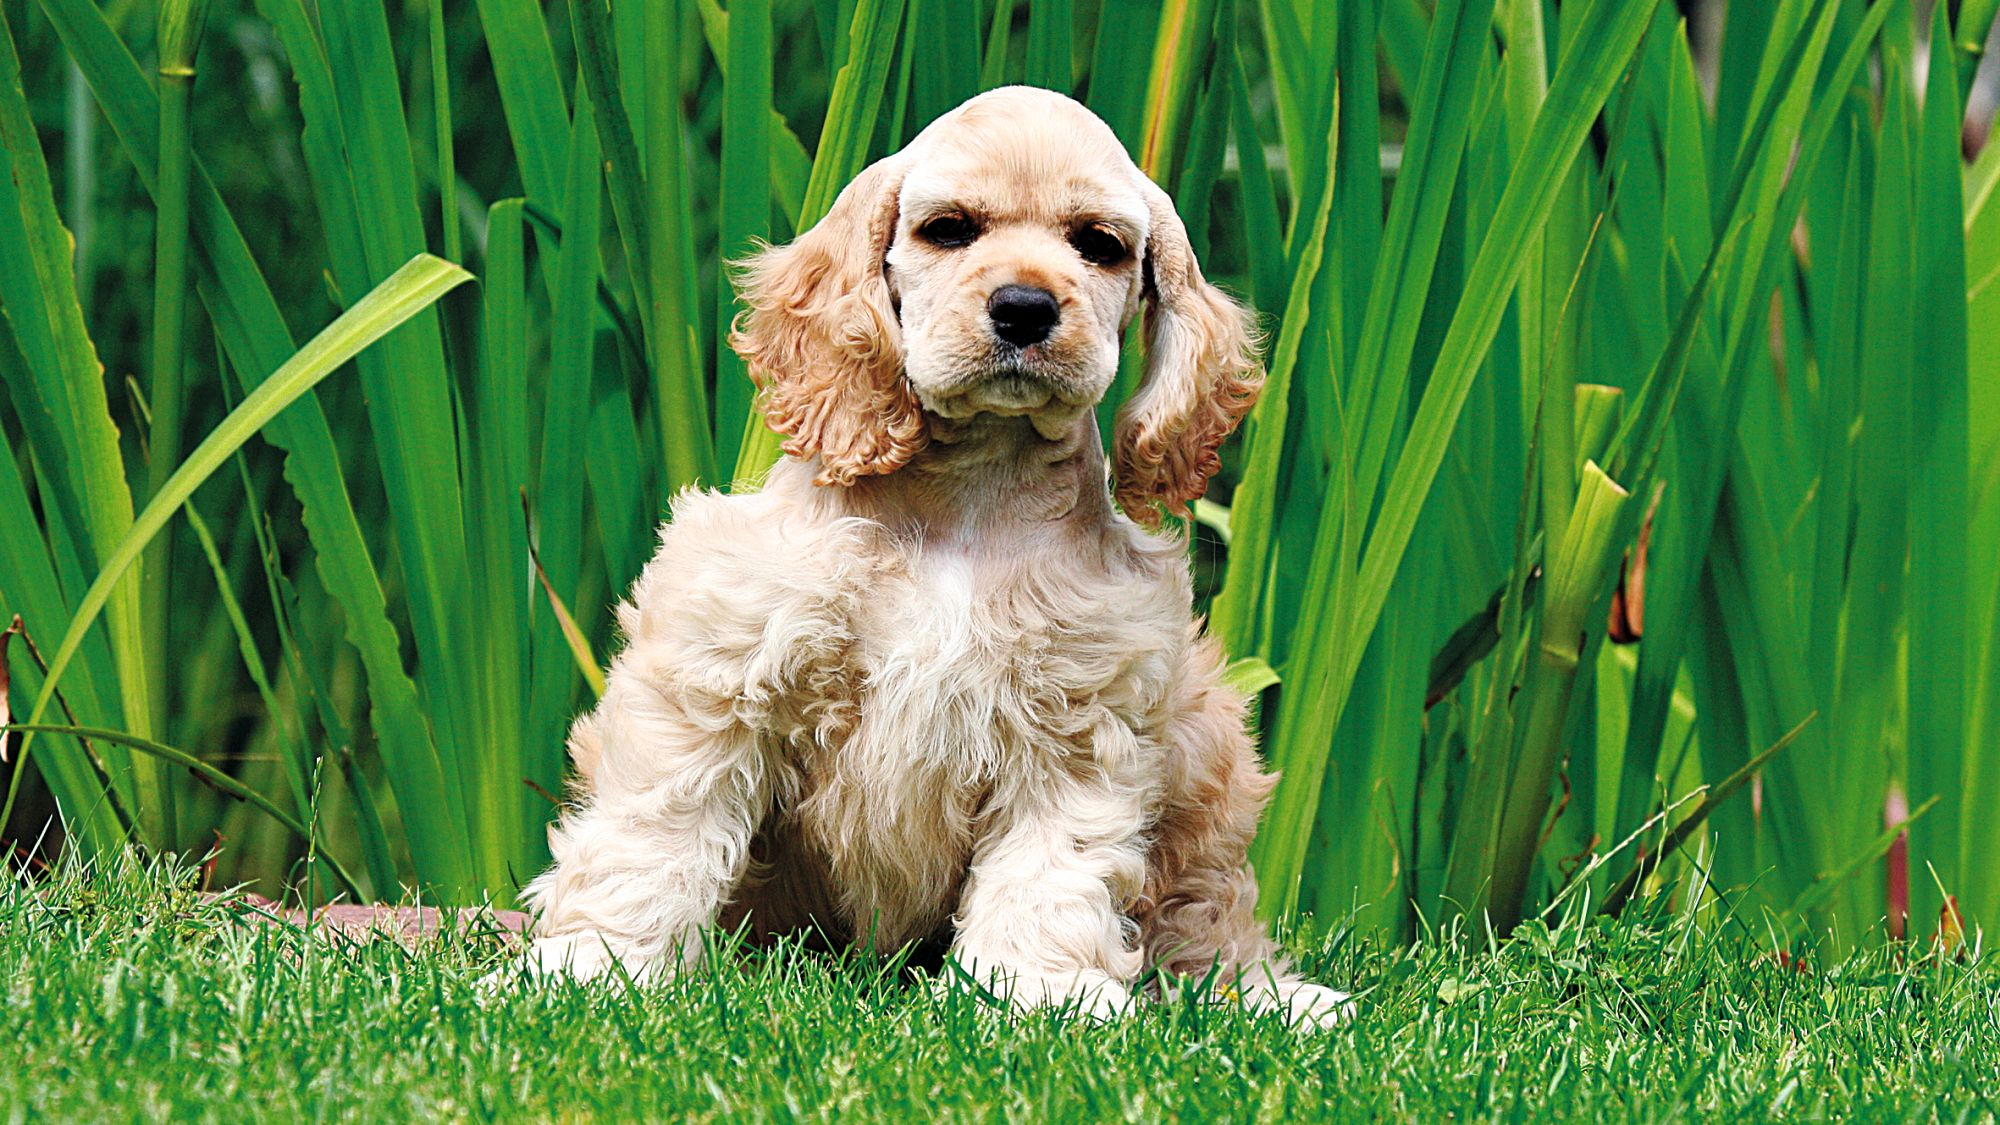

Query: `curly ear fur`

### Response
(1111, 182, 1263, 527)
(730, 158, 927, 485)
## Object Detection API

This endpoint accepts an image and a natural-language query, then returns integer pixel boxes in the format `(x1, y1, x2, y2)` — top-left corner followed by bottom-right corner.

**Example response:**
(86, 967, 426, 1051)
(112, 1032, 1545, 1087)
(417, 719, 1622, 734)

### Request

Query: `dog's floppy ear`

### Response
(1111, 180, 1263, 526)
(731, 157, 926, 485)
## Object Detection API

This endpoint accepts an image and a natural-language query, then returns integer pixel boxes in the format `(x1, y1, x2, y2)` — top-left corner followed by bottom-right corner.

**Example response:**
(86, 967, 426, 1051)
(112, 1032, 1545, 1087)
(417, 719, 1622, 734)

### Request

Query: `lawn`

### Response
(2, 861, 1993, 1122)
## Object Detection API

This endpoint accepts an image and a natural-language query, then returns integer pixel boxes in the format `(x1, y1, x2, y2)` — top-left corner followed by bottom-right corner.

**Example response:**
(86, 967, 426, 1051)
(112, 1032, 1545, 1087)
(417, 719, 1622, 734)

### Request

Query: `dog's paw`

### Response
(945, 962, 1134, 1023)
(1012, 969, 1134, 1022)
(1244, 979, 1355, 1030)
(478, 932, 661, 995)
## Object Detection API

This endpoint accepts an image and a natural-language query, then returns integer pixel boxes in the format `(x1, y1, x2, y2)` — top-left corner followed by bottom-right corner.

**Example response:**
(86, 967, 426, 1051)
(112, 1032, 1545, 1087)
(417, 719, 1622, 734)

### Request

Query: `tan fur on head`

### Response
(1112, 182, 1264, 526)
(731, 87, 1260, 517)
(731, 158, 929, 485)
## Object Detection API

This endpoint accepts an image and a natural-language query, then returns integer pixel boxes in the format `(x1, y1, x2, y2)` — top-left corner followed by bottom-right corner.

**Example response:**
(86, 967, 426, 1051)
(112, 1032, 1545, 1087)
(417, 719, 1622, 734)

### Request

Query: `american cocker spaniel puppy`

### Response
(516, 86, 1349, 1026)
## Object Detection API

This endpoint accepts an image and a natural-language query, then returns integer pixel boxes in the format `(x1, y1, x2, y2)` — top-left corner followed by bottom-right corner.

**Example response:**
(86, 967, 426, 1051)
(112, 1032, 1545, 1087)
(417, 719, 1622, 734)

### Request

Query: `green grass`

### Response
(2, 860, 1994, 1122)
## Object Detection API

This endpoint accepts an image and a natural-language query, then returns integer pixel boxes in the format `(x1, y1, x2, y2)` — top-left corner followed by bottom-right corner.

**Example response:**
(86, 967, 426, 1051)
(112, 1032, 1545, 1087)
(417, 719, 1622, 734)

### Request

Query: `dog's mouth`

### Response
(920, 375, 1053, 420)
(919, 374, 1093, 441)
(919, 351, 1097, 416)
(977, 369, 1059, 409)
(990, 343, 1106, 397)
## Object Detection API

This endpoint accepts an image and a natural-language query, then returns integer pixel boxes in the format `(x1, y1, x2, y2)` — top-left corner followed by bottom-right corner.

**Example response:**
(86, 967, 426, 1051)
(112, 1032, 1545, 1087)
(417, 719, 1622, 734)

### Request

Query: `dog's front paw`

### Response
(1244, 979, 1355, 1029)
(529, 932, 652, 982)
(480, 932, 662, 994)
(1018, 970, 1135, 1022)
(949, 961, 1134, 1022)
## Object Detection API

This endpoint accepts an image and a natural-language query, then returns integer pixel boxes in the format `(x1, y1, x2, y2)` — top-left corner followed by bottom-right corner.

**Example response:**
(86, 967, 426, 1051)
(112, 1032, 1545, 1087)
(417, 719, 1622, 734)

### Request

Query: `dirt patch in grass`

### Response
(209, 891, 531, 948)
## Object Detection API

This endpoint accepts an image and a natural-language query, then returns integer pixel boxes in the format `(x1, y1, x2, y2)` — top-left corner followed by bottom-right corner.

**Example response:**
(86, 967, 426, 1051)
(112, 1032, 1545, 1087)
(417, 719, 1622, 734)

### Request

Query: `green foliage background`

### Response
(0, 0, 1996, 955)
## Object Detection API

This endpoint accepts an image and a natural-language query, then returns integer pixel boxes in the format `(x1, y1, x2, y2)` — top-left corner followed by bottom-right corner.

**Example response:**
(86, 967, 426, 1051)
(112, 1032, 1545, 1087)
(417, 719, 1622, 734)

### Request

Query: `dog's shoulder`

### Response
(617, 475, 886, 652)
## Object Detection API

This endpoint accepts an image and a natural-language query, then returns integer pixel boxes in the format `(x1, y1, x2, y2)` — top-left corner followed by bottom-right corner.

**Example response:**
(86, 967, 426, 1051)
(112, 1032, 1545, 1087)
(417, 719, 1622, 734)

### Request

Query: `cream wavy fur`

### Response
(515, 87, 1348, 1026)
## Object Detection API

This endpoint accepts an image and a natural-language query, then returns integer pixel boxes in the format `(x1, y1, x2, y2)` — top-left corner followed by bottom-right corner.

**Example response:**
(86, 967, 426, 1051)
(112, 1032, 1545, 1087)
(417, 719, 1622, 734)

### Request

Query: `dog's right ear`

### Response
(730, 157, 927, 485)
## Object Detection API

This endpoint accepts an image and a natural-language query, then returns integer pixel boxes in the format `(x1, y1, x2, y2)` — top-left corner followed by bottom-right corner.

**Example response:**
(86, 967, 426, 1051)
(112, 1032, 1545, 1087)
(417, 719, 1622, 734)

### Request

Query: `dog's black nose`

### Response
(987, 285, 1060, 347)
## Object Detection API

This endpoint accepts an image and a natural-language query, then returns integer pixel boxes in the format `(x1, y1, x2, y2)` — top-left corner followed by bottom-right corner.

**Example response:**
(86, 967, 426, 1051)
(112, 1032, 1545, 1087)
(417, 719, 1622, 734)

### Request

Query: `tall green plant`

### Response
(0, 0, 1992, 952)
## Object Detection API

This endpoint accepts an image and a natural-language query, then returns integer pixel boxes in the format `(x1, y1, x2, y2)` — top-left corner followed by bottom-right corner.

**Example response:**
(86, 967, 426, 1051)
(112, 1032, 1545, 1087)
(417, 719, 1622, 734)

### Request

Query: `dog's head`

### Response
(731, 86, 1261, 524)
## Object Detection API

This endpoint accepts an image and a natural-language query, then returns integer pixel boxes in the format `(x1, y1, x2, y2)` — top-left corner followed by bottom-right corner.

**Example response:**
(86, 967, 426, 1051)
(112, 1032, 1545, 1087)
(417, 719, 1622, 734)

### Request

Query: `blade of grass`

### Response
(1026, 0, 1073, 90)
(1252, 0, 1316, 203)
(903, 0, 977, 133)
(182, 502, 312, 819)
(526, 85, 605, 830)
(645, 0, 715, 492)
(315, 0, 490, 887)
(525, 493, 609, 700)
(570, 0, 653, 321)
(1226, 43, 1285, 316)
(470, 0, 571, 213)
(1800, 119, 1865, 714)
(1710, 467, 1848, 924)
(1136, 0, 1218, 183)
(223, 417, 400, 900)
(1209, 98, 1341, 659)
(426, 0, 461, 264)
(1086, 0, 1160, 151)
(1169, 6, 1237, 259)
(1906, 0, 1972, 928)
(1380, 0, 1431, 95)
(1332, 0, 1382, 365)
(1338, 0, 1501, 521)
(1830, 4, 1917, 934)
(1771, 796, 1941, 947)
(1601, 711, 1817, 917)
(794, 0, 910, 247)
(0, 372, 127, 854)
(694, 0, 811, 219)
(470, 198, 536, 873)
(980, 0, 1016, 90)
(1611, 0, 1888, 855)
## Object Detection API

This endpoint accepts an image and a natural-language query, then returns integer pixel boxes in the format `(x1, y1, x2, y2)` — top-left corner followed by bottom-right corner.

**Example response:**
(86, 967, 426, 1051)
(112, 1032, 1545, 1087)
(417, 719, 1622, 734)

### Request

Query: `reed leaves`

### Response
(0, 0, 1992, 950)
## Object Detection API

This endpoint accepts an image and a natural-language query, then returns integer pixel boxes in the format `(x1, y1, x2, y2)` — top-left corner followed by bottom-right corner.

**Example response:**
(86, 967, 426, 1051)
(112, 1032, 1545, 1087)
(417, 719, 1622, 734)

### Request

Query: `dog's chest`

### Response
(785, 543, 1160, 943)
(862, 553, 1025, 768)
(851, 545, 1152, 775)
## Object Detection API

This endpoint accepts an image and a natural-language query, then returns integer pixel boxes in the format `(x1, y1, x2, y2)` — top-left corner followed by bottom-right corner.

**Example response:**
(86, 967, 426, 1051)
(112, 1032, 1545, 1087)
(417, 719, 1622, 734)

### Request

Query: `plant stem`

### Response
(141, 0, 211, 848)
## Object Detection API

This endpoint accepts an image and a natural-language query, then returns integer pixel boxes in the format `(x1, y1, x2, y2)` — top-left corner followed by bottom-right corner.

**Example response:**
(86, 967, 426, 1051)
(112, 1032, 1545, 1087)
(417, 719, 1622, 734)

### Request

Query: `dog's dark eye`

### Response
(917, 212, 979, 248)
(1070, 222, 1128, 266)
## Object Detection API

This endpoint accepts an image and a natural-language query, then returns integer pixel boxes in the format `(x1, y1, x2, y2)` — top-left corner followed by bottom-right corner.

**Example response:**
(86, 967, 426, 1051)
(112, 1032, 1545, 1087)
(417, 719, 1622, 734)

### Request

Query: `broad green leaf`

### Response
(714, 0, 774, 471)
(1903, 0, 1972, 928)
(0, 1, 156, 831)
(644, 0, 715, 492)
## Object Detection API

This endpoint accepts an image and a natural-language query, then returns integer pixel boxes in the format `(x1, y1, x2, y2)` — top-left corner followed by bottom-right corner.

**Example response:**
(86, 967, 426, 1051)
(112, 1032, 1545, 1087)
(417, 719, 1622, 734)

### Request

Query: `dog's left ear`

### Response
(1111, 181, 1263, 527)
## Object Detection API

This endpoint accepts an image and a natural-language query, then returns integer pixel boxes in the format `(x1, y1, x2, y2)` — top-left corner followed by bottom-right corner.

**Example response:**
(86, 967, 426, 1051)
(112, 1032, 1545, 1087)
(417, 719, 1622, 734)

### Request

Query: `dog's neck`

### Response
(824, 411, 1113, 548)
